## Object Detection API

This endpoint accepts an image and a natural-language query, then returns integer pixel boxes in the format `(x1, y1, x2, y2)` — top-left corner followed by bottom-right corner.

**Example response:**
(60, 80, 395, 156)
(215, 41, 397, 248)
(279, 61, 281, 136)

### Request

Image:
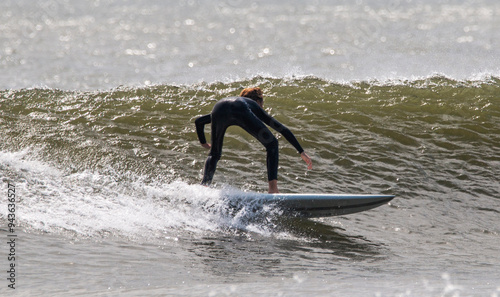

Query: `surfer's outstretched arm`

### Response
(251, 104, 313, 170)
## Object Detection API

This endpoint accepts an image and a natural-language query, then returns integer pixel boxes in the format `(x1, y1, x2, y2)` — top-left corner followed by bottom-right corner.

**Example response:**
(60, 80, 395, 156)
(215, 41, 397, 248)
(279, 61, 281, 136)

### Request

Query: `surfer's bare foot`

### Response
(268, 180, 279, 193)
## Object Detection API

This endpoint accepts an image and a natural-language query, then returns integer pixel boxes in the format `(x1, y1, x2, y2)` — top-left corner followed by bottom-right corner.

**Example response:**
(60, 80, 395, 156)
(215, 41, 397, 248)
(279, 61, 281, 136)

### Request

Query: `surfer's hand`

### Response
(201, 143, 211, 149)
(301, 152, 313, 170)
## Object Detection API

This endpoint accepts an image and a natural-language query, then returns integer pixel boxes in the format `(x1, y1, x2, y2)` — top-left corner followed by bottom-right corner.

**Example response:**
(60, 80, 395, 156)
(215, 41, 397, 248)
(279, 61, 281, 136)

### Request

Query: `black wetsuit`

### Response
(195, 97, 304, 185)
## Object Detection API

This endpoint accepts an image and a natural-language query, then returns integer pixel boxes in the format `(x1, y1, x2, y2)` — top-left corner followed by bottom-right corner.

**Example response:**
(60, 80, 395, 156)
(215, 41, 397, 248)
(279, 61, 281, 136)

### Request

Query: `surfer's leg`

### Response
(201, 156, 218, 185)
(201, 120, 227, 185)
(237, 114, 280, 192)
(265, 141, 280, 193)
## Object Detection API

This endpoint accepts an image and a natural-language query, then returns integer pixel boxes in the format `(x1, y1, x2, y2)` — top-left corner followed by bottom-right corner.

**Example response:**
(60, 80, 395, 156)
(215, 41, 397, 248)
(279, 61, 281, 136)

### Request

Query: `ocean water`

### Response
(1, 0, 500, 296)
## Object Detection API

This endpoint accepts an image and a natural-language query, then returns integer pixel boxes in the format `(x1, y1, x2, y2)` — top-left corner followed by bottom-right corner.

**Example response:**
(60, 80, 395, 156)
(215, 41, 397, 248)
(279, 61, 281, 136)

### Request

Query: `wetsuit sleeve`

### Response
(195, 114, 211, 144)
(252, 106, 305, 154)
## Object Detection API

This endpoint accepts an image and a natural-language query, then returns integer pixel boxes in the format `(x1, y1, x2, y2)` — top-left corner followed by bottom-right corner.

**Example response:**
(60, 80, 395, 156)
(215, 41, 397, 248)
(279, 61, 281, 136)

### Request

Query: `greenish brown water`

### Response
(1, 76, 499, 295)
(1, 0, 500, 295)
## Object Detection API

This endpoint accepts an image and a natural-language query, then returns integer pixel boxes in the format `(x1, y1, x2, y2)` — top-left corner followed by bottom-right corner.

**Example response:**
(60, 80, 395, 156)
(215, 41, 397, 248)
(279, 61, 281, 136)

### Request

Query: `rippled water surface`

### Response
(1, 0, 500, 296)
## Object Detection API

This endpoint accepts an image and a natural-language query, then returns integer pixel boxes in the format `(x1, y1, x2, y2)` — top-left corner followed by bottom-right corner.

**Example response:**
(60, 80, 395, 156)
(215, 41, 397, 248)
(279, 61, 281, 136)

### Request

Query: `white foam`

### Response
(0, 150, 282, 240)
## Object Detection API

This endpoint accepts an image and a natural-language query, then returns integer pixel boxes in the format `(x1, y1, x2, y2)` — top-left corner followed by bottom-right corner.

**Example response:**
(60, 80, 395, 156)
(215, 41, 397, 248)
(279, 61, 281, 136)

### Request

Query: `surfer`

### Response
(195, 87, 312, 193)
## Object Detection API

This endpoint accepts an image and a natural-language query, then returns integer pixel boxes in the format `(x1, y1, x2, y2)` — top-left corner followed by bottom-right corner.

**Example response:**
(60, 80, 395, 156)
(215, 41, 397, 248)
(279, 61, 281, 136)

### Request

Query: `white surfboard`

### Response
(224, 191, 395, 218)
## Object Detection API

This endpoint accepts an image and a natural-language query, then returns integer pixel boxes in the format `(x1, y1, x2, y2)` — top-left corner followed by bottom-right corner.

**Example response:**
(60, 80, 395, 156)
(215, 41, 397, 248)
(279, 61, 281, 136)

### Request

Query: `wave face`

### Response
(1, 76, 499, 238)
